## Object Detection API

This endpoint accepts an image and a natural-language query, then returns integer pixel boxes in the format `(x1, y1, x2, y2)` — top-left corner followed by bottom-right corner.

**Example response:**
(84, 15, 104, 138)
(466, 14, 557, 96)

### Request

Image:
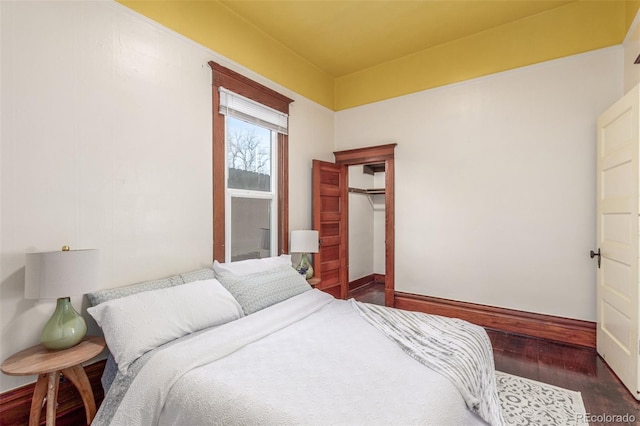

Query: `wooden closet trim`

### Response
(333, 143, 396, 164)
(209, 62, 293, 261)
(334, 143, 397, 306)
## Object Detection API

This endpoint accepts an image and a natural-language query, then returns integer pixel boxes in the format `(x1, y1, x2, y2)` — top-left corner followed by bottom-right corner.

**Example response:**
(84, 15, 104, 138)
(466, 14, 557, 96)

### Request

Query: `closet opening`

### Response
(347, 163, 386, 305)
(333, 143, 396, 307)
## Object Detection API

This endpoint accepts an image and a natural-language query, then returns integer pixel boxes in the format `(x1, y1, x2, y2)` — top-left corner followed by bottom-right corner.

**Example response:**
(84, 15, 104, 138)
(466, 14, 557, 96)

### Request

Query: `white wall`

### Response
(335, 47, 623, 321)
(288, 97, 335, 270)
(288, 100, 335, 229)
(0, 0, 334, 393)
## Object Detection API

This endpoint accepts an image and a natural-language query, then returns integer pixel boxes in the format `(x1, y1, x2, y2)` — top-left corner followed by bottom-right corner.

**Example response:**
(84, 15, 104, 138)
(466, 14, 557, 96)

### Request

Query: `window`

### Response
(226, 116, 276, 261)
(209, 62, 293, 262)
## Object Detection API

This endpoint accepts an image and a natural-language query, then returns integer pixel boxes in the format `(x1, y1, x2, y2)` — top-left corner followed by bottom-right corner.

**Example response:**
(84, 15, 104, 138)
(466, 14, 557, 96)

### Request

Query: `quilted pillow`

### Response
(181, 268, 216, 283)
(213, 254, 292, 278)
(87, 278, 243, 374)
(217, 264, 311, 315)
(85, 268, 215, 307)
(86, 277, 174, 307)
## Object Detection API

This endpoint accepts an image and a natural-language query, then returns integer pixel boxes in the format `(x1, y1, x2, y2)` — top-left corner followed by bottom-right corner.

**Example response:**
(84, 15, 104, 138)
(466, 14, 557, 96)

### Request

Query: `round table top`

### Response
(0, 335, 106, 376)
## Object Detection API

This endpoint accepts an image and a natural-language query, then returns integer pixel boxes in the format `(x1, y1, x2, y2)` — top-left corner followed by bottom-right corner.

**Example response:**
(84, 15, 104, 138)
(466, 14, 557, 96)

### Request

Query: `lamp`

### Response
(290, 230, 319, 279)
(25, 246, 99, 350)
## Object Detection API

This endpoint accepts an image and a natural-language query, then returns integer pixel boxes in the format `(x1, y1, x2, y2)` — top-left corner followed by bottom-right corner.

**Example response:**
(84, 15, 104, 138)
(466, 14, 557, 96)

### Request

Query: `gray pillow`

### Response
(218, 264, 311, 315)
(181, 268, 215, 283)
(86, 268, 214, 307)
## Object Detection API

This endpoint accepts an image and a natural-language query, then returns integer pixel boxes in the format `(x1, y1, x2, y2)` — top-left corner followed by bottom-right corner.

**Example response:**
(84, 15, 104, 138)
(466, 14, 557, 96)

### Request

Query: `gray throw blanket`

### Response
(351, 300, 505, 426)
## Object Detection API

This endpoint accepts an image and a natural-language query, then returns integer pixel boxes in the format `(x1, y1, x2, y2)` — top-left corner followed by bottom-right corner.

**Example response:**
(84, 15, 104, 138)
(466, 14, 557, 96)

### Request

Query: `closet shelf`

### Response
(348, 187, 385, 195)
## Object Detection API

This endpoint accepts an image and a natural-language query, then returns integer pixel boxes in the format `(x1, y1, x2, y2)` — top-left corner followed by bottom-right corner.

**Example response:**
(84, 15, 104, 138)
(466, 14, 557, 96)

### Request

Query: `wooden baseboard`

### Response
(349, 274, 386, 292)
(0, 359, 106, 425)
(394, 292, 596, 348)
(373, 274, 385, 285)
(349, 274, 374, 292)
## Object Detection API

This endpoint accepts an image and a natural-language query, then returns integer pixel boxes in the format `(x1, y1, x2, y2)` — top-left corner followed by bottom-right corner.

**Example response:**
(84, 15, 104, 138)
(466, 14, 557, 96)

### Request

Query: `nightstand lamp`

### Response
(25, 246, 99, 350)
(290, 230, 319, 279)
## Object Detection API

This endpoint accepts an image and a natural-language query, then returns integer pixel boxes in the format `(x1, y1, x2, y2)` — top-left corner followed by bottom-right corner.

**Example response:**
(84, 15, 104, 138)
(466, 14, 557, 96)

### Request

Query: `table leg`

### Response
(29, 374, 48, 426)
(61, 365, 96, 425)
(46, 371, 60, 426)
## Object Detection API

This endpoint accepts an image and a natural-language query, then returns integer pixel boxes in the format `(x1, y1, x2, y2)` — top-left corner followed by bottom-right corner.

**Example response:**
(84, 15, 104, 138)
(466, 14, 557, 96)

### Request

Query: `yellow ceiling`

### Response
(119, 1, 639, 110)
(220, 0, 575, 78)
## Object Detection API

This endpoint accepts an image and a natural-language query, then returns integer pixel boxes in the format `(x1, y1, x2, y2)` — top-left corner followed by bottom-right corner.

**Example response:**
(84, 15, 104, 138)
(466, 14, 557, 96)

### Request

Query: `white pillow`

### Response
(213, 254, 292, 277)
(87, 278, 243, 374)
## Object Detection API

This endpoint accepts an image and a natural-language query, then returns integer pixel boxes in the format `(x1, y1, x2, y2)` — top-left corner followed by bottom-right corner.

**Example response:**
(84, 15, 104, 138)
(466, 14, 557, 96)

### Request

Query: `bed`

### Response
(86, 255, 504, 426)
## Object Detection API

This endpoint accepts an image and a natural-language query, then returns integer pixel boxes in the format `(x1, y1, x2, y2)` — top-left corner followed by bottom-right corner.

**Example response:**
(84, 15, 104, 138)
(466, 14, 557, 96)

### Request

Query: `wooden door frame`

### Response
(333, 143, 397, 307)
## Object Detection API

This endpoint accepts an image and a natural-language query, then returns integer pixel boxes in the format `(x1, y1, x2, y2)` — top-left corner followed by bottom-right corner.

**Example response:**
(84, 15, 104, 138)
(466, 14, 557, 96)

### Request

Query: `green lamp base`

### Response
(296, 253, 314, 279)
(41, 297, 87, 350)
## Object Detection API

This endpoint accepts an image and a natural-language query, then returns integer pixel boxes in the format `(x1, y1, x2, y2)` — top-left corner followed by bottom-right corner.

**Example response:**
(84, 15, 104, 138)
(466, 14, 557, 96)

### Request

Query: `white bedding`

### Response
(101, 290, 487, 426)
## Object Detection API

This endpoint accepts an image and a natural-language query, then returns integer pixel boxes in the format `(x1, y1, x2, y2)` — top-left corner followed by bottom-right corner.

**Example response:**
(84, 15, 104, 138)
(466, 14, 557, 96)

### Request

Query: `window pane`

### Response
(226, 116, 272, 191)
(230, 197, 272, 261)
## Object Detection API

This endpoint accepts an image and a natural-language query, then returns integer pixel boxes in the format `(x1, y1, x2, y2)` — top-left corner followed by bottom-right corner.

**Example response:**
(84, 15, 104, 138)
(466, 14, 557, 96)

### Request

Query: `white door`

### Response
(596, 84, 640, 400)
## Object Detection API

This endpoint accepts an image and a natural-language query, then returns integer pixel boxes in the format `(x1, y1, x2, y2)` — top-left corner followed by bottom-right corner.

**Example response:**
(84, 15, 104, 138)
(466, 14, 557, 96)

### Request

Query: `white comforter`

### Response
(106, 290, 487, 426)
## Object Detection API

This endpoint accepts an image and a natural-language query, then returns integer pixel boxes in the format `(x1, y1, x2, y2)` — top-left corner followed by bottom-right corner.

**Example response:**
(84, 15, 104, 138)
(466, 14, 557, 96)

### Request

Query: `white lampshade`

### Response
(25, 249, 100, 299)
(290, 230, 319, 254)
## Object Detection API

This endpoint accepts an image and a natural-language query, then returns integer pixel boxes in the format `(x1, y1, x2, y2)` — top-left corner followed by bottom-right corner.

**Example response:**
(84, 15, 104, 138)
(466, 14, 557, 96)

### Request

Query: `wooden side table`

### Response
(1, 336, 106, 426)
(307, 277, 321, 288)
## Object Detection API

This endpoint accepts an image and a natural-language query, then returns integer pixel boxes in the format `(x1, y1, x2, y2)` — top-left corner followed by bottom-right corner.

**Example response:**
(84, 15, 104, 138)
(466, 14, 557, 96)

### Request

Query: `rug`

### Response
(496, 371, 588, 426)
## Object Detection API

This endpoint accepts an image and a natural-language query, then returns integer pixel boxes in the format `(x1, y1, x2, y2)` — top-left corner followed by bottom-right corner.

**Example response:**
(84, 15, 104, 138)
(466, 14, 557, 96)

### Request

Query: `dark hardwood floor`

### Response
(349, 283, 640, 426)
(349, 281, 386, 305)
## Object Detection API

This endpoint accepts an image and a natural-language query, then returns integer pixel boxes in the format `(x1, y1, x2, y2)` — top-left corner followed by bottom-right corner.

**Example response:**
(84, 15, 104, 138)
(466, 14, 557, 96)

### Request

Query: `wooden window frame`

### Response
(209, 62, 293, 262)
